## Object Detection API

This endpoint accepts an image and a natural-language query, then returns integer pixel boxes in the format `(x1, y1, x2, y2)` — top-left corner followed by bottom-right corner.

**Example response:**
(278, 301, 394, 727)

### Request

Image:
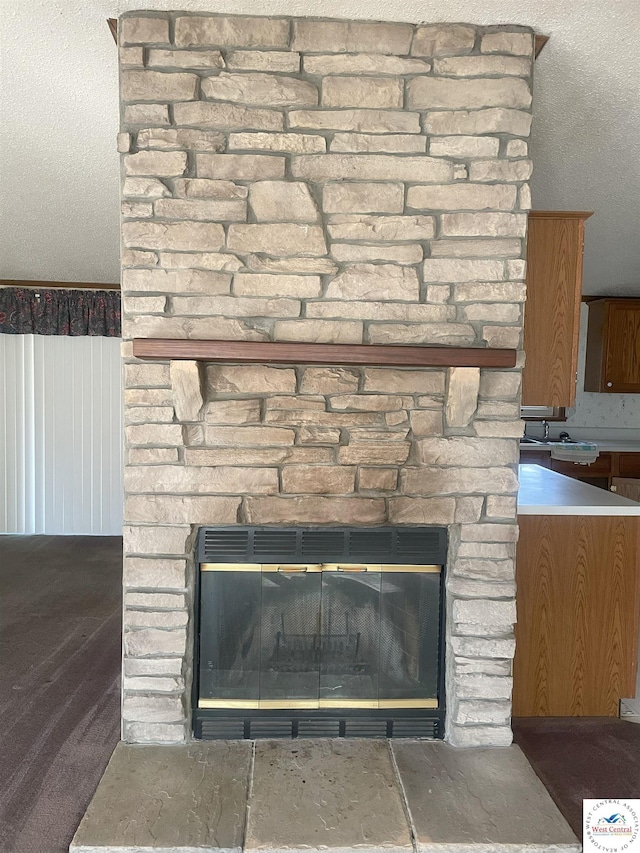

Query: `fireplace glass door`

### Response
(198, 563, 441, 711)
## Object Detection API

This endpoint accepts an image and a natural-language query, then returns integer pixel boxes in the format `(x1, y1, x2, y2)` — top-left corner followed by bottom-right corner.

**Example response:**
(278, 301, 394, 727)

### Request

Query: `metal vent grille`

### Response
(199, 526, 447, 564)
(392, 718, 439, 739)
(344, 719, 388, 738)
(249, 719, 293, 739)
(297, 719, 341, 738)
(197, 718, 245, 740)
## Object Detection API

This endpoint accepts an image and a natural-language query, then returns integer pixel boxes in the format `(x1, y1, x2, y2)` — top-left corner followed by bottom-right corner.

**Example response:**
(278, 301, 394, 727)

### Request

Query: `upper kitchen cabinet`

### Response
(522, 211, 593, 406)
(584, 298, 640, 392)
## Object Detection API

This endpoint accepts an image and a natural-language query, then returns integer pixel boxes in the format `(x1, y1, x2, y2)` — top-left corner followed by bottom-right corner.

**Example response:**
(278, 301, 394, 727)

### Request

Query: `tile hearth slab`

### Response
(70, 741, 252, 853)
(392, 741, 580, 853)
(70, 739, 580, 853)
(245, 739, 412, 853)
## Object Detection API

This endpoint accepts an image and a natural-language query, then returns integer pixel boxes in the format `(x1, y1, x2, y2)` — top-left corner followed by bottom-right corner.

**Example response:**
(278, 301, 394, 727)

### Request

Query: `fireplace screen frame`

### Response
(192, 526, 447, 739)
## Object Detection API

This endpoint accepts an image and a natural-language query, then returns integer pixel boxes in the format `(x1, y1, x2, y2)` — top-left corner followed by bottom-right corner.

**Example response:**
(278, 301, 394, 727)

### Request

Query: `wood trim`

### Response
(107, 18, 118, 44)
(0, 279, 120, 292)
(528, 211, 594, 220)
(132, 339, 517, 368)
(534, 34, 550, 57)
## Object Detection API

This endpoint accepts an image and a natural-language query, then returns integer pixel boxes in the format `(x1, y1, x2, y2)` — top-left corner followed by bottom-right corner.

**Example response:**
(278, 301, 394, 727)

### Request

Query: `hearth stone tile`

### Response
(391, 742, 580, 852)
(245, 739, 412, 853)
(70, 741, 252, 853)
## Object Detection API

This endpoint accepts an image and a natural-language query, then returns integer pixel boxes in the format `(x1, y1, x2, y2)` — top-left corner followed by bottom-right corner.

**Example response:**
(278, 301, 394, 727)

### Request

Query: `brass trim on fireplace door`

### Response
(200, 562, 262, 572)
(200, 562, 442, 573)
(379, 698, 439, 709)
(198, 698, 439, 710)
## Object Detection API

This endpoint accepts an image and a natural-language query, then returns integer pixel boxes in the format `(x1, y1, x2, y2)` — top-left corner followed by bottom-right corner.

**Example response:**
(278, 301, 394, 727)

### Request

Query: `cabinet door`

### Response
(522, 212, 592, 407)
(603, 302, 640, 392)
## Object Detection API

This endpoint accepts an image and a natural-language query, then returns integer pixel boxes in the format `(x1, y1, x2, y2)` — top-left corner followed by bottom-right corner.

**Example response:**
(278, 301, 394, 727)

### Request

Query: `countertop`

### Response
(520, 440, 640, 453)
(517, 464, 640, 515)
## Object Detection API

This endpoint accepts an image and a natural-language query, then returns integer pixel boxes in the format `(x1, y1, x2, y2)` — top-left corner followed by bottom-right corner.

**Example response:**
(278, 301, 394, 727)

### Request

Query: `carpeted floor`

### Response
(513, 716, 640, 836)
(0, 535, 122, 853)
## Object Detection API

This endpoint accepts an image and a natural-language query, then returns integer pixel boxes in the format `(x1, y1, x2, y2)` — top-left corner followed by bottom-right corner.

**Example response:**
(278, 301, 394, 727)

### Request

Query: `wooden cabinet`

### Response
(522, 211, 593, 407)
(584, 298, 640, 392)
(513, 515, 640, 716)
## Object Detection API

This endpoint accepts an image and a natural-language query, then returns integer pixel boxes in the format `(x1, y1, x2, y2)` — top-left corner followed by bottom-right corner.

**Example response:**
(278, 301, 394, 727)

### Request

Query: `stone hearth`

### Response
(119, 12, 533, 747)
(71, 740, 580, 852)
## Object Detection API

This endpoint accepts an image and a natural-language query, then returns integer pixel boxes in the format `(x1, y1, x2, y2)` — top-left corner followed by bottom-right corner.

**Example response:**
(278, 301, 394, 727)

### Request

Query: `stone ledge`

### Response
(71, 740, 579, 853)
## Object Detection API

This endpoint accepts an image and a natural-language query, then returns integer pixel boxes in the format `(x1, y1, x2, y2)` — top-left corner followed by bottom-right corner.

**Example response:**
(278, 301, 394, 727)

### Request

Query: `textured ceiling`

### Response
(1, 0, 638, 294)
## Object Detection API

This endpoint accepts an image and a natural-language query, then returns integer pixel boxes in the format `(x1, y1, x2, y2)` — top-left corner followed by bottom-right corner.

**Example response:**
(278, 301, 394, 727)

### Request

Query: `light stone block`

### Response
(423, 108, 532, 137)
(120, 16, 169, 45)
(274, 320, 363, 344)
(227, 223, 326, 256)
(434, 55, 531, 76)
(205, 399, 261, 424)
(124, 525, 190, 556)
(408, 77, 531, 110)
(172, 179, 248, 199)
(124, 610, 188, 629)
(124, 104, 170, 125)
(292, 154, 452, 183)
(364, 368, 445, 394)
(175, 16, 289, 48)
(122, 722, 185, 743)
(124, 405, 173, 423)
(159, 252, 243, 272)
(429, 135, 500, 158)
(448, 725, 513, 747)
(306, 302, 453, 323)
(122, 221, 225, 251)
(121, 71, 197, 102)
(446, 367, 480, 426)
(409, 183, 517, 213)
(123, 268, 231, 295)
(147, 48, 224, 69)
(229, 132, 325, 153)
(119, 46, 144, 65)
(331, 243, 423, 265)
(137, 128, 225, 151)
(457, 542, 515, 559)
(282, 466, 356, 495)
(289, 109, 420, 134)
(125, 495, 241, 524)
(461, 303, 521, 323)
(124, 363, 170, 388)
(300, 367, 359, 394)
(402, 466, 518, 496)
(124, 151, 187, 177)
(202, 72, 318, 107)
(470, 159, 533, 182)
(126, 316, 265, 343)
(519, 184, 532, 210)
(196, 153, 285, 181)
(326, 264, 419, 301)
(454, 496, 484, 523)
(128, 448, 178, 464)
(423, 258, 505, 282)
(304, 53, 431, 75)
(207, 364, 296, 394)
(486, 495, 518, 518)
(124, 628, 187, 657)
(453, 598, 516, 626)
(117, 132, 131, 153)
(330, 133, 426, 154)
(330, 394, 409, 412)
(122, 178, 171, 198)
(123, 558, 186, 589)
(249, 181, 318, 222)
(292, 20, 413, 54)
(430, 238, 522, 258)
(507, 259, 527, 279)
(479, 370, 521, 399)
(173, 101, 283, 131)
(246, 255, 339, 275)
(368, 323, 475, 346)
(458, 674, 513, 700)
(482, 31, 534, 56)
(417, 437, 517, 467)
(122, 695, 184, 723)
(226, 50, 301, 72)
(388, 497, 457, 525)
(452, 699, 511, 726)
(125, 465, 279, 495)
(124, 658, 184, 676)
(451, 636, 515, 659)
(328, 214, 435, 241)
(244, 496, 386, 525)
(460, 523, 519, 542)
(482, 326, 522, 349)
(359, 468, 398, 491)
(425, 285, 450, 303)
(323, 76, 403, 108)
(453, 557, 515, 581)
(441, 212, 528, 237)
(411, 24, 475, 56)
(475, 418, 525, 438)
(121, 201, 152, 219)
(170, 360, 203, 421)
(171, 295, 300, 318)
(452, 282, 526, 302)
(338, 443, 410, 465)
(234, 273, 321, 298)
(124, 676, 184, 693)
(323, 183, 403, 214)
(155, 198, 247, 221)
(299, 427, 341, 445)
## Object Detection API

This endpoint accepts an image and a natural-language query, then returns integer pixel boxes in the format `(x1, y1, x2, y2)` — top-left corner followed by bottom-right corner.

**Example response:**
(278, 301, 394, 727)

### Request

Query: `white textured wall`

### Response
(0, 335, 123, 534)
(0, 0, 639, 293)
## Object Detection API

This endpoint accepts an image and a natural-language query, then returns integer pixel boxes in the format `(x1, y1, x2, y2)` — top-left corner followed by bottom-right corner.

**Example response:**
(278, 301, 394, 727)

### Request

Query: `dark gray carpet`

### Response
(0, 535, 122, 853)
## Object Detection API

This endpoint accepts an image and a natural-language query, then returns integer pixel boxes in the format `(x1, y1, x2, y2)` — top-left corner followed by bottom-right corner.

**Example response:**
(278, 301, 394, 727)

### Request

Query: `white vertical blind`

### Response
(0, 334, 123, 534)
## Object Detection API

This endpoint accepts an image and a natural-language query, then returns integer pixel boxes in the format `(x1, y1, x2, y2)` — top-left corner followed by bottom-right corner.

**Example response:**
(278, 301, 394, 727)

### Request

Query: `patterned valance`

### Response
(0, 288, 121, 337)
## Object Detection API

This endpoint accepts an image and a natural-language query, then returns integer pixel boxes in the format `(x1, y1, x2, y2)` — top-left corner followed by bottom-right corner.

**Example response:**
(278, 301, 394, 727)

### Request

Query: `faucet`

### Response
(542, 420, 550, 441)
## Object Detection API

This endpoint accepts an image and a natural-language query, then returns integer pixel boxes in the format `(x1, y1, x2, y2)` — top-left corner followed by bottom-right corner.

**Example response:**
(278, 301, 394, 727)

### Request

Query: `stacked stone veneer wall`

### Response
(118, 12, 534, 747)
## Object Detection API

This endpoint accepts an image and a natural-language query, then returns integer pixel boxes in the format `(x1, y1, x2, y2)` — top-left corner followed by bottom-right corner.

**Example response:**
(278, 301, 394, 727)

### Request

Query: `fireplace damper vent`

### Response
(194, 527, 446, 739)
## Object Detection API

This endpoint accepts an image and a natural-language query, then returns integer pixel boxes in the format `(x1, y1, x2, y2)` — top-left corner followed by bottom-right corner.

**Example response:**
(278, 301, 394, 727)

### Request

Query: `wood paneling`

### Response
(618, 454, 640, 479)
(132, 339, 518, 368)
(513, 515, 640, 716)
(522, 211, 592, 407)
(612, 479, 640, 503)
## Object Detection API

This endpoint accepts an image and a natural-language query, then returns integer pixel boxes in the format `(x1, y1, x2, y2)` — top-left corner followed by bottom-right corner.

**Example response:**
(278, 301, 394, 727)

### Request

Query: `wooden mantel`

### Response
(132, 339, 517, 368)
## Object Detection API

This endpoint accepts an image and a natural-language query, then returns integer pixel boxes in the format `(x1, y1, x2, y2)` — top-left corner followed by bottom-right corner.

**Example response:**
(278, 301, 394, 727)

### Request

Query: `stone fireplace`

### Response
(118, 12, 533, 749)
